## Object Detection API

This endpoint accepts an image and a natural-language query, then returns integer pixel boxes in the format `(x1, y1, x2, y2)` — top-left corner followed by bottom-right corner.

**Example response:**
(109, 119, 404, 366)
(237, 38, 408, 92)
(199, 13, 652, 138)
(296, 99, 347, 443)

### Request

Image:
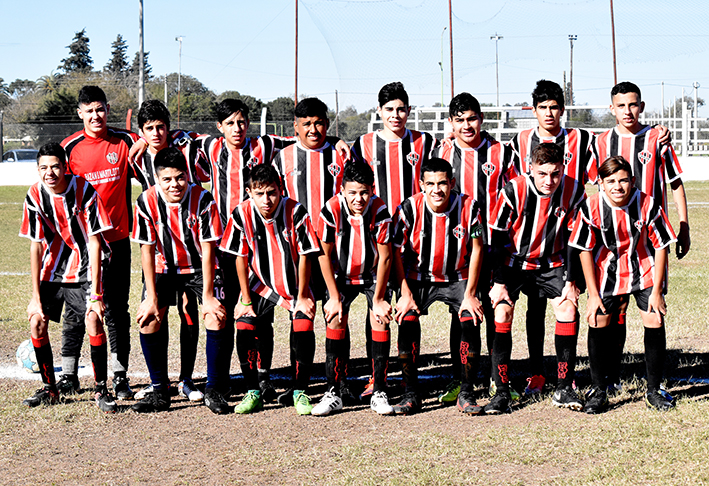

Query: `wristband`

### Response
(240, 297, 252, 306)
(90, 293, 103, 302)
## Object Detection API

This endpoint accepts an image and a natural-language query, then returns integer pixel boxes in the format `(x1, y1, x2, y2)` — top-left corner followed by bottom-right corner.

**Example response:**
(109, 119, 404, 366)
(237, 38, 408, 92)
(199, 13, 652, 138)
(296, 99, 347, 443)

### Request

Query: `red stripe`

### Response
(89, 333, 107, 346)
(236, 321, 256, 331)
(555, 320, 578, 336)
(495, 321, 512, 333)
(326, 327, 346, 340)
(293, 318, 314, 332)
(372, 329, 390, 342)
(32, 336, 49, 348)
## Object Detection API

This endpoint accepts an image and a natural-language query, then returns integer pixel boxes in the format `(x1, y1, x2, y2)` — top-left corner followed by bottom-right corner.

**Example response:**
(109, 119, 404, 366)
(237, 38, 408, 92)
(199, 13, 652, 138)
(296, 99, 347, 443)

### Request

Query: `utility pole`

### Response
(569, 34, 577, 119)
(440, 27, 447, 107)
(175, 36, 183, 128)
(295, 0, 299, 107)
(491, 33, 503, 107)
(448, 0, 454, 99)
(335, 90, 339, 138)
(610, 0, 618, 85)
(138, 0, 145, 106)
(694, 81, 700, 148)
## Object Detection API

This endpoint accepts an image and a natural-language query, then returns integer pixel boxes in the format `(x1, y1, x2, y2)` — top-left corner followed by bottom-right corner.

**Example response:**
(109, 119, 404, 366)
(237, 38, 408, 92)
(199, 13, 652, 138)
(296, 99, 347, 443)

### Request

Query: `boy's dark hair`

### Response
(294, 97, 329, 120)
(449, 92, 482, 118)
(532, 80, 564, 108)
(138, 99, 171, 130)
(37, 142, 66, 165)
(154, 147, 188, 174)
(531, 143, 564, 166)
(598, 155, 633, 180)
(342, 160, 374, 187)
(378, 81, 409, 107)
(611, 81, 642, 101)
(420, 157, 453, 180)
(78, 86, 107, 106)
(215, 99, 250, 124)
(247, 164, 282, 190)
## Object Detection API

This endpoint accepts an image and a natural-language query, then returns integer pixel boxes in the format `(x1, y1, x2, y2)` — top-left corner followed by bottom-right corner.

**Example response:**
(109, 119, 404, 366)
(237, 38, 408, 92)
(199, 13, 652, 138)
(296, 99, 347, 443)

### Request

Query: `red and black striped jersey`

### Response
(490, 173, 585, 270)
(392, 192, 482, 282)
(594, 126, 682, 211)
(20, 175, 112, 284)
(433, 134, 517, 245)
(62, 127, 139, 242)
(569, 188, 676, 297)
(317, 194, 392, 285)
(273, 141, 346, 224)
(219, 197, 319, 311)
(132, 184, 223, 274)
(134, 130, 209, 190)
(509, 127, 597, 187)
(193, 135, 294, 227)
(351, 129, 438, 212)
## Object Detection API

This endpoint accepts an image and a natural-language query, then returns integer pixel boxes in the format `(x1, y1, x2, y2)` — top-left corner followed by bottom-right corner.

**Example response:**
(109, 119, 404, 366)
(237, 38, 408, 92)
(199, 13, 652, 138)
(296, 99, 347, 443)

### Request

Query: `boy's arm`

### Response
(86, 234, 105, 321)
(294, 254, 315, 319)
(372, 242, 393, 325)
(136, 243, 160, 326)
(27, 241, 45, 321)
(200, 241, 226, 324)
(318, 240, 342, 324)
(459, 236, 484, 321)
(579, 251, 605, 327)
(392, 247, 418, 322)
(648, 247, 669, 325)
(670, 179, 690, 259)
(234, 255, 256, 319)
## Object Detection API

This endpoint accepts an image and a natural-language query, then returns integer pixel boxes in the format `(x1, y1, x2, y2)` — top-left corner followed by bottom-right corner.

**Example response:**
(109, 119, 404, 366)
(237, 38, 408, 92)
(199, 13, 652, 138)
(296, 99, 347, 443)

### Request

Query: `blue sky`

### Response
(2, 0, 707, 115)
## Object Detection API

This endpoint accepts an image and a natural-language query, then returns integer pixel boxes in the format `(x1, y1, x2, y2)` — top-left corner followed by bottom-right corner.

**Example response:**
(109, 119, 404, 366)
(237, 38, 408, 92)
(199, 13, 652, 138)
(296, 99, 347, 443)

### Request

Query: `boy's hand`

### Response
(648, 291, 667, 326)
(27, 296, 45, 321)
(323, 296, 342, 325)
(86, 299, 105, 322)
(335, 140, 352, 163)
(676, 222, 691, 259)
(372, 298, 393, 326)
(442, 132, 455, 148)
(295, 296, 316, 320)
(234, 301, 256, 320)
(202, 295, 226, 323)
(585, 293, 606, 327)
(655, 124, 672, 145)
(459, 293, 484, 322)
(489, 283, 511, 308)
(394, 292, 419, 323)
(137, 297, 160, 327)
(559, 281, 580, 307)
(129, 139, 148, 165)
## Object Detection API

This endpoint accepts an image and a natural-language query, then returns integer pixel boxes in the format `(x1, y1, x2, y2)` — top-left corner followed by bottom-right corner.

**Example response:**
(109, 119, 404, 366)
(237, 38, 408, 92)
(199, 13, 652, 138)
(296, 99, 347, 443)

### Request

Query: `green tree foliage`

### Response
(129, 51, 152, 81)
(59, 29, 93, 74)
(146, 73, 216, 124)
(217, 91, 264, 120)
(0, 78, 9, 109)
(8, 79, 36, 98)
(105, 35, 129, 77)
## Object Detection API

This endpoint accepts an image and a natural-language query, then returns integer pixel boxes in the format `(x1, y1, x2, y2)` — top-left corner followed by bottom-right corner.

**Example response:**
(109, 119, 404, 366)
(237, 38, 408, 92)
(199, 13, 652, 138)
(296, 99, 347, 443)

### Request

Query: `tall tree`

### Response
(0, 78, 10, 109)
(130, 51, 152, 81)
(59, 29, 93, 74)
(105, 34, 129, 77)
(8, 79, 36, 98)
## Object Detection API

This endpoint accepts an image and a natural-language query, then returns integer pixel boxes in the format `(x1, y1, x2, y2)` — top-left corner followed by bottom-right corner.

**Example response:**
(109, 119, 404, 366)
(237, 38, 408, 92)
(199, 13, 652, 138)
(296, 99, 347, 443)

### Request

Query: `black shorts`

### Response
(598, 287, 656, 315)
(310, 263, 327, 303)
(144, 272, 204, 309)
(498, 265, 565, 302)
(332, 281, 393, 315)
(398, 279, 468, 315)
(215, 249, 238, 307)
(39, 281, 91, 323)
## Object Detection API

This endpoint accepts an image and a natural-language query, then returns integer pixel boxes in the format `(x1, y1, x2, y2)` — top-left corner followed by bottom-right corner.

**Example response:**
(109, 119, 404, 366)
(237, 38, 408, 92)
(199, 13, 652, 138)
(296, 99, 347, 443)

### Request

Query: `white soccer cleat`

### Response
(311, 389, 343, 416)
(370, 390, 394, 415)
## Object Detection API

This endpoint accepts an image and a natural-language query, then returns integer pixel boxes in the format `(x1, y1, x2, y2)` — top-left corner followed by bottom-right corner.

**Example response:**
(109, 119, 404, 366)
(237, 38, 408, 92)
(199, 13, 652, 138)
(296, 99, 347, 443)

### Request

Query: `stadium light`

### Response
(490, 33, 503, 107)
(440, 27, 447, 107)
(176, 36, 183, 128)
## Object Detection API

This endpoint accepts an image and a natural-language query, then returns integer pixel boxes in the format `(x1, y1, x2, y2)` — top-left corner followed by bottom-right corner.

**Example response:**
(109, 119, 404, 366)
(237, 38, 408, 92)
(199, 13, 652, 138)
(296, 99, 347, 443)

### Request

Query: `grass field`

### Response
(1, 183, 708, 485)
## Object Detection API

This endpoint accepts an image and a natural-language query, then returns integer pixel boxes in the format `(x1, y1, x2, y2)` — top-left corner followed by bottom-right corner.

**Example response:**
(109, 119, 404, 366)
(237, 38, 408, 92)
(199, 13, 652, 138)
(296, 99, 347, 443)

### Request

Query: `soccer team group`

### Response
(19, 78, 689, 417)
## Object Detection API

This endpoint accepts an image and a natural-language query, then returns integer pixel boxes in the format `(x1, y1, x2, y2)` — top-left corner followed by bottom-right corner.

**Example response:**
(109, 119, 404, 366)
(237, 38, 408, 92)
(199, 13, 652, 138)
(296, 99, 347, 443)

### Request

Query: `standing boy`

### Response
(19, 142, 116, 412)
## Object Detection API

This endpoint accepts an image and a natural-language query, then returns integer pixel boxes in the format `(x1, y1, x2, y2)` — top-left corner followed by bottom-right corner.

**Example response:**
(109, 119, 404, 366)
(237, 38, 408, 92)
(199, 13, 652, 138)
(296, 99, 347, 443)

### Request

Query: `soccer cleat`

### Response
(94, 383, 117, 413)
(277, 387, 294, 407)
(370, 390, 395, 415)
(112, 376, 134, 400)
(234, 389, 264, 414)
(22, 385, 59, 408)
(293, 390, 313, 415)
(659, 384, 675, 404)
(204, 388, 233, 415)
(456, 391, 482, 415)
(484, 392, 511, 415)
(392, 391, 421, 415)
(582, 387, 608, 414)
(607, 382, 623, 397)
(438, 380, 461, 403)
(489, 378, 521, 401)
(131, 388, 170, 413)
(56, 374, 80, 395)
(339, 380, 357, 406)
(178, 379, 204, 402)
(551, 386, 583, 411)
(259, 379, 277, 403)
(645, 390, 675, 412)
(524, 374, 546, 395)
(359, 376, 375, 401)
(311, 388, 343, 416)
(134, 384, 154, 400)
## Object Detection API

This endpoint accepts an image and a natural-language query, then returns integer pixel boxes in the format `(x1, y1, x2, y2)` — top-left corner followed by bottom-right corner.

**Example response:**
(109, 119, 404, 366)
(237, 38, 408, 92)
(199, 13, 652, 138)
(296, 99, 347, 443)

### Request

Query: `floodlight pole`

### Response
(448, 0, 454, 99)
(569, 34, 577, 118)
(176, 36, 183, 128)
(440, 27, 447, 107)
(610, 0, 618, 85)
(138, 0, 144, 106)
(295, 0, 298, 107)
(491, 33, 503, 107)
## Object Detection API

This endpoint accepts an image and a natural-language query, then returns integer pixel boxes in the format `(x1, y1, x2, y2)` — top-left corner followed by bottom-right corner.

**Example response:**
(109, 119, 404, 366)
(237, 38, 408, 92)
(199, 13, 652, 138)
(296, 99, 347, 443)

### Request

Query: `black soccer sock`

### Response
(554, 319, 578, 389)
(365, 312, 373, 360)
(32, 336, 56, 386)
(325, 327, 348, 394)
(61, 318, 85, 376)
(139, 328, 169, 390)
(205, 324, 234, 393)
(491, 320, 512, 393)
(89, 333, 109, 385)
(397, 313, 421, 394)
(644, 325, 666, 393)
(526, 296, 547, 377)
(449, 313, 462, 381)
(179, 305, 200, 381)
(486, 315, 497, 379)
(256, 311, 274, 375)
(609, 312, 627, 383)
(459, 312, 481, 393)
(291, 312, 315, 390)
(587, 325, 611, 388)
(371, 329, 390, 393)
(236, 321, 259, 390)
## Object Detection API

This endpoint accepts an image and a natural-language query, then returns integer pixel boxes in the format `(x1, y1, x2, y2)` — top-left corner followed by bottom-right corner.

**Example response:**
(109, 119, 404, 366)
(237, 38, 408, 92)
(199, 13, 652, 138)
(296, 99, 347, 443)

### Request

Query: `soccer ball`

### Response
(16, 339, 40, 373)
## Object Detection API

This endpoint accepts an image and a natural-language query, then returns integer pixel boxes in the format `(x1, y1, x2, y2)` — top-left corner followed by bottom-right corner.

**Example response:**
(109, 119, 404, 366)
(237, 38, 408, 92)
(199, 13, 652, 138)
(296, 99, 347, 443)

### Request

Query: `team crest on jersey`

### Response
(186, 215, 197, 229)
(371, 158, 381, 167)
(482, 162, 496, 177)
(554, 207, 566, 218)
(106, 152, 119, 165)
(406, 152, 419, 167)
(638, 150, 653, 165)
(328, 162, 341, 178)
(247, 157, 260, 169)
(282, 228, 292, 240)
(453, 225, 466, 240)
(524, 154, 532, 168)
(634, 220, 644, 231)
(564, 151, 573, 166)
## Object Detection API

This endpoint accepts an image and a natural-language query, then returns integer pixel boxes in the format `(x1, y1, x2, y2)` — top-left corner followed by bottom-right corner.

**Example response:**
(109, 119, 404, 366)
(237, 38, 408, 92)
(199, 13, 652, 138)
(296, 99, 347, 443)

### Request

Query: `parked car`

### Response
(2, 149, 38, 162)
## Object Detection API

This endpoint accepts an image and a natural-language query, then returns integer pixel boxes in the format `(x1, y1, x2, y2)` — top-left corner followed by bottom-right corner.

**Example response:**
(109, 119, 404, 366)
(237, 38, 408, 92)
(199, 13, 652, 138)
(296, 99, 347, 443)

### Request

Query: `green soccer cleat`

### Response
(293, 390, 313, 415)
(234, 389, 264, 414)
(489, 378, 521, 401)
(438, 380, 461, 403)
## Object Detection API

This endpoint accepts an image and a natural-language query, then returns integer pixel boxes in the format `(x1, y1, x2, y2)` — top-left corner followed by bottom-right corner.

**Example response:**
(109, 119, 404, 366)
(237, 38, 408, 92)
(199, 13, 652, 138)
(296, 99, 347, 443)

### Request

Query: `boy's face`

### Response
(294, 115, 329, 150)
(611, 92, 645, 134)
(246, 182, 281, 219)
(600, 169, 634, 207)
(156, 167, 188, 203)
(217, 111, 249, 150)
(449, 110, 483, 148)
(419, 171, 454, 213)
(530, 161, 563, 195)
(142, 120, 169, 152)
(532, 99, 564, 136)
(37, 155, 68, 194)
(342, 181, 372, 216)
(377, 99, 410, 137)
(77, 101, 109, 138)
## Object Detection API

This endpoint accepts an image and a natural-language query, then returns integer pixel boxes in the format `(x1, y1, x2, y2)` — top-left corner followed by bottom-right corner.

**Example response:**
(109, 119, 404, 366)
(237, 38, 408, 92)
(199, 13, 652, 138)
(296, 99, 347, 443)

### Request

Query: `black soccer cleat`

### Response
(392, 391, 421, 415)
(56, 374, 80, 395)
(484, 392, 511, 415)
(582, 386, 608, 414)
(552, 386, 583, 411)
(277, 387, 295, 407)
(113, 376, 134, 400)
(645, 390, 675, 412)
(132, 387, 171, 413)
(94, 382, 117, 413)
(456, 391, 482, 415)
(22, 385, 59, 408)
(204, 388, 233, 415)
(259, 378, 277, 404)
(338, 380, 357, 406)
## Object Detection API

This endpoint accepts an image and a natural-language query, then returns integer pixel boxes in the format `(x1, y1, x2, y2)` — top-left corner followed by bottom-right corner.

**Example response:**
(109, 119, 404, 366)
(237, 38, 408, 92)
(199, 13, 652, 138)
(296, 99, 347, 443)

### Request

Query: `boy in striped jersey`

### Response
(570, 156, 676, 412)
(221, 165, 320, 415)
(20, 142, 116, 412)
(131, 147, 226, 413)
(487, 144, 585, 414)
(314, 160, 395, 416)
(392, 158, 484, 415)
